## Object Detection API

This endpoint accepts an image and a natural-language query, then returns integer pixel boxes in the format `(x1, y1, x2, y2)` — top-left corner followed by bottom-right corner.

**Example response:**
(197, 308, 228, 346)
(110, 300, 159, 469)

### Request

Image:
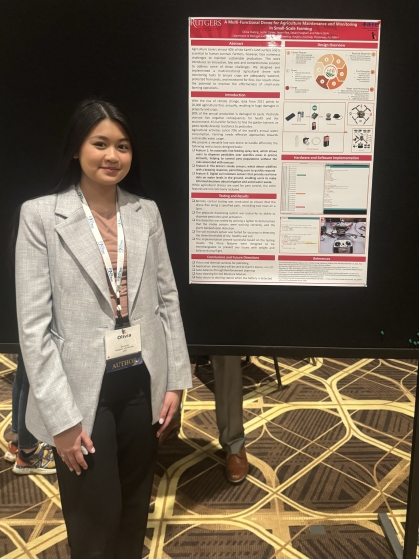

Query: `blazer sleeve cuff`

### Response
(48, 412, 84, 438)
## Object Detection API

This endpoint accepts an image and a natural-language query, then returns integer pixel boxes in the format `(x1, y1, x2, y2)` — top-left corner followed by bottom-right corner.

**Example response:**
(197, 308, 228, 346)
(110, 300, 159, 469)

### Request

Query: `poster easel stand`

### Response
(401, 367, 419, 559)
(379, 364, 419, 559)
(273, 356, 283, 387)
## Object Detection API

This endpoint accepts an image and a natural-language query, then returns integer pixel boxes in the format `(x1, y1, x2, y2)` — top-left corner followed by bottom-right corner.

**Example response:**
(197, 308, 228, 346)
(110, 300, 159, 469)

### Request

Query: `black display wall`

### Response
(1, 0, 418, 357)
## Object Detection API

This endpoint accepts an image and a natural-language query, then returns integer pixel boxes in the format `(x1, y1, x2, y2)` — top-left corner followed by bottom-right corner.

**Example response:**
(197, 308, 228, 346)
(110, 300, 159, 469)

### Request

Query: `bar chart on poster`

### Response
(189, 18, 380, 286)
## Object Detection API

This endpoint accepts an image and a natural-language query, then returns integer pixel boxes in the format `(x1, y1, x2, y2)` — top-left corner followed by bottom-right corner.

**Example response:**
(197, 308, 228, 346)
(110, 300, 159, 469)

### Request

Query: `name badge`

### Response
(105, 325, 142, 373)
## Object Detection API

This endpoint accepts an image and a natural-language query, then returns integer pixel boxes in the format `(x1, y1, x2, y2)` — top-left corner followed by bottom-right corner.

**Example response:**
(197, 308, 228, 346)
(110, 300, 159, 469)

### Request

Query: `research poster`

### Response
(189, 18, 381, 286)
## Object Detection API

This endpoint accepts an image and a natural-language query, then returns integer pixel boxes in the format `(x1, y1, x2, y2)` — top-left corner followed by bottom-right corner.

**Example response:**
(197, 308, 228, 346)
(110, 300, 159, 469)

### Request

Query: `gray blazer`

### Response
(15, 185, 192, 445)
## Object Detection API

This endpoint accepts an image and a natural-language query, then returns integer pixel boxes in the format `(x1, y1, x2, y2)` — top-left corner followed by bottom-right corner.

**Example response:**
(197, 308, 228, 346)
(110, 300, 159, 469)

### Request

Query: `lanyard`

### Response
(76, 185, 124, 317)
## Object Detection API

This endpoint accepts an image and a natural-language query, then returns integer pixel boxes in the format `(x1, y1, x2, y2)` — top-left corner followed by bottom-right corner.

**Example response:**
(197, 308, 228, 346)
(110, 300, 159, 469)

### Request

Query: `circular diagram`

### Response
(314, 54, 347, 90)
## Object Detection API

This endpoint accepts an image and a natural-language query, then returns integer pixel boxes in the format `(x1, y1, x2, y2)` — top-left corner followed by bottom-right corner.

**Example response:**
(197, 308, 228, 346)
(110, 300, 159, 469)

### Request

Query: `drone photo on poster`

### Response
(320, 217, 366, 254)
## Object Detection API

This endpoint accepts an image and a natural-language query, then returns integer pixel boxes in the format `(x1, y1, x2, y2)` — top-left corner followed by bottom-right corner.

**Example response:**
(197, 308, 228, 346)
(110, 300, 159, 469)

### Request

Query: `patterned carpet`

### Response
(0, 354, 416, 558)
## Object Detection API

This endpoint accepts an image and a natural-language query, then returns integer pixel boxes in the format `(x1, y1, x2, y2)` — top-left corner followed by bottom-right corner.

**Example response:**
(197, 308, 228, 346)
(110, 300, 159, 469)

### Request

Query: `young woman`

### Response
(15, 99, 192, 559)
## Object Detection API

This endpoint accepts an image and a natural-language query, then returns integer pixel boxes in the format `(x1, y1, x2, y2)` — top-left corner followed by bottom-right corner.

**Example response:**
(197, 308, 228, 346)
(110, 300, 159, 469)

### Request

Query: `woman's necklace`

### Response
(79, 184, 117, 216)
(90, 204, 116, 217)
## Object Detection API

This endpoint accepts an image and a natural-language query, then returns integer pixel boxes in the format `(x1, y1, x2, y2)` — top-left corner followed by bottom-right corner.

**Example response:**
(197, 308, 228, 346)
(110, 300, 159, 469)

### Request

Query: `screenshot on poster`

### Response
(189, 17, 380, 286)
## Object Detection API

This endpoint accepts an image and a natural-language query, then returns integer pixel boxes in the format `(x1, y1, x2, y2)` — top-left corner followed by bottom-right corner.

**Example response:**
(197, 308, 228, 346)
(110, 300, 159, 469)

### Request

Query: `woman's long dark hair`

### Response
(52, 98, 144, 195)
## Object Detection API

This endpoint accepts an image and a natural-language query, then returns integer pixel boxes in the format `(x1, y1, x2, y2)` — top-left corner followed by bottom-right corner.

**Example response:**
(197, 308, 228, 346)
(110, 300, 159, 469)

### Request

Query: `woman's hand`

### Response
(157, 390, 182, 438)
(53, 423, 95, 474)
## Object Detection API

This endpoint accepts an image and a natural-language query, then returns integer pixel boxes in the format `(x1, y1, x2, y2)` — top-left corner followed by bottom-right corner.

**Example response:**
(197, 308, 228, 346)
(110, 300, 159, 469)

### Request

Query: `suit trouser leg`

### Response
(18, 358, 39, 449)
(11, 356, 39, 448)
(210, 355, 245, 455)
(11, 356, 22, 436)
(54, 364, 158, 559)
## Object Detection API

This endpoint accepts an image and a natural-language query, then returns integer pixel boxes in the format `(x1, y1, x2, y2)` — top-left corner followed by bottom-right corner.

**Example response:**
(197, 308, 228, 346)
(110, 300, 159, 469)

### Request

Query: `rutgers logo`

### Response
(191, 19, 222, 28)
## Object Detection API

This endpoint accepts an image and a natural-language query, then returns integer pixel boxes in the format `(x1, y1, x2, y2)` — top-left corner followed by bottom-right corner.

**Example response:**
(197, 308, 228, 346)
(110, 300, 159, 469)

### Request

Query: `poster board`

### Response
(0, 0, 417, 357)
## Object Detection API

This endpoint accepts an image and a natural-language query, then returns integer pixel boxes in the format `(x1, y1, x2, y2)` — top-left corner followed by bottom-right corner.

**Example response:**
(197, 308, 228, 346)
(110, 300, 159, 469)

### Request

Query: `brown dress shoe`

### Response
(226, 447, 248, 483)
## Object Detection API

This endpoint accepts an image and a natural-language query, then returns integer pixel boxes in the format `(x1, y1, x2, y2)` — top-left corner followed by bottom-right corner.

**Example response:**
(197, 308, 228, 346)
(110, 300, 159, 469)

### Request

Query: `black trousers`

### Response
(53, 364, 159, 559)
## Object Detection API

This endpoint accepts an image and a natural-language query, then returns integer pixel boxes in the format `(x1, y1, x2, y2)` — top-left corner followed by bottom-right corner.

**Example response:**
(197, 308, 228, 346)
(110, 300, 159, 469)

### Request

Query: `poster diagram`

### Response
(189, 18, 381, 286)
(314, 54, 348, 90)
(349, 103, 374, 125)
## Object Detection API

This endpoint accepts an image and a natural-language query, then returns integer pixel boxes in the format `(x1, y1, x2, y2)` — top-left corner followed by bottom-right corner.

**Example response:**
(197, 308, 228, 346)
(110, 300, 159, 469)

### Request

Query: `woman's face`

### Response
(76, 119, 132, 188)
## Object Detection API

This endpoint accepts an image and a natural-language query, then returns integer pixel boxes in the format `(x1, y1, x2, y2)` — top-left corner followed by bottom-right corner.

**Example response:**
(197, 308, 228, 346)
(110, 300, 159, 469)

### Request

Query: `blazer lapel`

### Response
(118, 187, 150, 317)
(54, 187, 113, 315)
